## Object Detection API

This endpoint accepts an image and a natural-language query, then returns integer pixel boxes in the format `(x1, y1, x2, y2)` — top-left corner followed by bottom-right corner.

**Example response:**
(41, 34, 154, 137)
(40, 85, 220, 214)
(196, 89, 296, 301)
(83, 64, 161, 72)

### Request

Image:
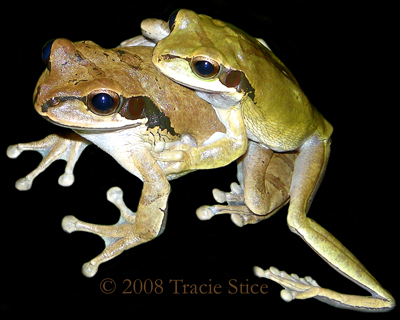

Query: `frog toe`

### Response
(15, 177, 33, 191)
(212, 183, 242, 203)
(195, 203, 249, 225)
(82, 262, 98, 278)
(196, 205, 217, 220)
(107, 187, 136, 224)
(230, 214, 245, 227)
(254, 266, 321, 301)
(281, 289, 296, 302)
(230, 182, 243, 194)
(212, 189, 226, 203)
(62, 215, 79, 233)
(6, 145, 22, 158)
(212, 183, 244, 205)
(196, 202, 268, 227)
(58, 173, 75, 187)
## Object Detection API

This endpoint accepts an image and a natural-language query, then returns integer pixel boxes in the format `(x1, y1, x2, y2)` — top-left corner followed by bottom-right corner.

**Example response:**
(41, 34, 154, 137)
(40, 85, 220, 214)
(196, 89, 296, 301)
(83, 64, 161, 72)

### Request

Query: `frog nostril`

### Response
(50, 97, 60, 106)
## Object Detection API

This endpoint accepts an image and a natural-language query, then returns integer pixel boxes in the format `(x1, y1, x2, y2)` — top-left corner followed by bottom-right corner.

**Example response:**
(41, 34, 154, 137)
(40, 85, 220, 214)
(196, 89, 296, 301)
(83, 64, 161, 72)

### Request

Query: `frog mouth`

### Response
(36, 97, 147, 131)
(42, 115, 146, 132)
(157, 54, 243, 95)
(36, 94, 178, 136)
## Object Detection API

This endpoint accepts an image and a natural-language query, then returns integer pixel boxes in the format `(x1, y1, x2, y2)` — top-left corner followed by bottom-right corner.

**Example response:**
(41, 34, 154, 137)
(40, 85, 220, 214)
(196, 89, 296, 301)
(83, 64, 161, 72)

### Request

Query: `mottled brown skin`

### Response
(34, 40, 225, 145)
(11, 39, 230, 277)
(9, 39, 297, 278)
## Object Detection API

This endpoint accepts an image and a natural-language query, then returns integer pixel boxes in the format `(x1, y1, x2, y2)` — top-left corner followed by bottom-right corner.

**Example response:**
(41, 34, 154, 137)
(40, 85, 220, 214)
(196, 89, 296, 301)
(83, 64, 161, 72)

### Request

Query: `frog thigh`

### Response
(240, 142, 295, 216)
(196, 142, 295, 226)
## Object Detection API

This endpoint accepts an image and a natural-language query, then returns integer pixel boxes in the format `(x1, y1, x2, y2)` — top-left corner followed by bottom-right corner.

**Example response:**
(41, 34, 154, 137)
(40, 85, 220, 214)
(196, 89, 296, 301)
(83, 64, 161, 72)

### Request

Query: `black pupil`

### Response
(91, 93, 115, 111)
(195, 61, 215, 76)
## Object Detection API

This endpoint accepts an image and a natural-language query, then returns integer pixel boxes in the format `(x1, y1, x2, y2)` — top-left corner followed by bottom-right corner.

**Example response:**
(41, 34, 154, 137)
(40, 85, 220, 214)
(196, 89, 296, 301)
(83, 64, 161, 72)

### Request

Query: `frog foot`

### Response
(151, 134, 198, 175)
(62, 187, 139, 277)
(253, 266, 321, 302)
(212, 182, 244, 204)
(7, 132, 90, 190)
(196, 182, 269, 227)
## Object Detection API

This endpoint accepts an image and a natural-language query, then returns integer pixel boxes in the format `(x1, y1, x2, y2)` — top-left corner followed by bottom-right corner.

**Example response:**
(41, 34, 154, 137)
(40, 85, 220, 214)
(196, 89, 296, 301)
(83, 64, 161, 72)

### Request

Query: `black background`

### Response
(2, 1, 398, 318)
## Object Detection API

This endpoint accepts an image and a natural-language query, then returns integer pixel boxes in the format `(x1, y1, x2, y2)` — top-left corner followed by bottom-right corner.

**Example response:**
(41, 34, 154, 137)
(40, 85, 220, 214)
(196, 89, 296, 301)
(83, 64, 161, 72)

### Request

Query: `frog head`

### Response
(34, 38, 173, 133)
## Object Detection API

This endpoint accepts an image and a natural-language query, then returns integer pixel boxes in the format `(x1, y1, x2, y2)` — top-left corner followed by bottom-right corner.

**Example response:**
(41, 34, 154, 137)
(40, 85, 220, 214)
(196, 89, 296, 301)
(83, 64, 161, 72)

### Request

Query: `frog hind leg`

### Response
(196, 141, 295, 227)
(255, 135, 395, 312)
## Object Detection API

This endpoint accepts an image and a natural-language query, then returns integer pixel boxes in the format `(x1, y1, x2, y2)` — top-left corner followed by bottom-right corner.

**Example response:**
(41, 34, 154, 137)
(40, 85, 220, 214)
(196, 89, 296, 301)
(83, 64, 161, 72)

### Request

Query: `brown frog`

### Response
(7, 38, 295, 279)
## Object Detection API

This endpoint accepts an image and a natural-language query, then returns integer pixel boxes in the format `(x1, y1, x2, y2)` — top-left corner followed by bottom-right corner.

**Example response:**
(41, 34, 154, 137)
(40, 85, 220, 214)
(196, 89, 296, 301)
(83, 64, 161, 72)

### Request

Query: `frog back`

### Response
(236, 40, 331, 151)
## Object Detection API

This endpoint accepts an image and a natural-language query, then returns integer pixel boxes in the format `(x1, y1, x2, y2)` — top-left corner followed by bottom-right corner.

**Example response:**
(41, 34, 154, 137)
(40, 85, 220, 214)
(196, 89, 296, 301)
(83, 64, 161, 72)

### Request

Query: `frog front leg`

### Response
(62, 147, 169, 277)
(154, 106, 248, 172)
(255, 135, 395, 312)
(7, 131, 91, 190)
(196, 141, 295, 226)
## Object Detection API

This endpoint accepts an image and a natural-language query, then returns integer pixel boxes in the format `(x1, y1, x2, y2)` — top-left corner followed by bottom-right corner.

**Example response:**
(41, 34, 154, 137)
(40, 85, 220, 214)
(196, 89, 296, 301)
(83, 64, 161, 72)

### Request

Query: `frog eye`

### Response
(191, 56, 220, 79)
(42, 39, 55, 66)
(168, 9, 180, 31)
(87, 91, 120, 115)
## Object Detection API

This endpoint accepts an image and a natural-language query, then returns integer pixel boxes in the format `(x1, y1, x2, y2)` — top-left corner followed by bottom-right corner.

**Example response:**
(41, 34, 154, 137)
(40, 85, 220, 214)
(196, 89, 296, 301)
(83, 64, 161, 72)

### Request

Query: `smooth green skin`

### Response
(144, 9, 395, 311)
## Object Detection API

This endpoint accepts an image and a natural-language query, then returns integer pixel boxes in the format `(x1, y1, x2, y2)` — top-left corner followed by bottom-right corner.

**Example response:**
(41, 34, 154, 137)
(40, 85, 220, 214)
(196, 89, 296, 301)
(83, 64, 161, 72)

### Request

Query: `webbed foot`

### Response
(151, 134, 197, 175)
(62, 187, 143, 277)
(254, 266, 321, 302)
(7, 132, 90, 190)
(196, 183, 275, 227)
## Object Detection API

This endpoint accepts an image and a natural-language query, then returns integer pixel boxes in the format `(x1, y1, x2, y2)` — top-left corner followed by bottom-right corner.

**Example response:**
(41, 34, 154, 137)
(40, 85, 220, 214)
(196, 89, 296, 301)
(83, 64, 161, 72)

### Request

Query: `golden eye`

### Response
(191, 56, 220, 79)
